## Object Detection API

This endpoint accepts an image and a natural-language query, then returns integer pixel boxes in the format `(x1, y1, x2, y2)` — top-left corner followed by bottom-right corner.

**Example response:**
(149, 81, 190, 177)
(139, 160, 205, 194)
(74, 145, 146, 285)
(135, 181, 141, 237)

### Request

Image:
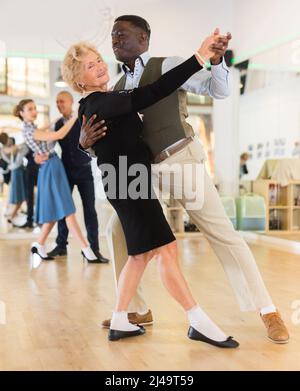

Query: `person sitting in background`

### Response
(239, 152, 249, 179)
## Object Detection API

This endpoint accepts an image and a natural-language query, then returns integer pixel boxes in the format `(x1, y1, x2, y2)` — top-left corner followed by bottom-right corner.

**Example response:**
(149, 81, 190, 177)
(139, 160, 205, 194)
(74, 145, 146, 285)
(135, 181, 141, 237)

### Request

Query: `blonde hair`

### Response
(61, 42, 100, 93)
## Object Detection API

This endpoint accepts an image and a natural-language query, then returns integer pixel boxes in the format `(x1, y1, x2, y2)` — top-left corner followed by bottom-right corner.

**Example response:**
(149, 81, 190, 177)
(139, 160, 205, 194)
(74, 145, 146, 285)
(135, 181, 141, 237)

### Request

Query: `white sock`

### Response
(260, 304, 277, 315)
(137, 309, 149, 316)
(82, 246, 97, 260)
(187, 305, 228, 342)
(32, 242, 48, 258)
(110, 311, 140, 332)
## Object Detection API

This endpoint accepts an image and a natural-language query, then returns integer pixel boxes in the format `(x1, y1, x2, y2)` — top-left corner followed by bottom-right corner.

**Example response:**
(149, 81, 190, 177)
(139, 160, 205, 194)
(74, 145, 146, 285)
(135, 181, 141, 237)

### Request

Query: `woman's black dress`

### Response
(79, 55, 202, 255)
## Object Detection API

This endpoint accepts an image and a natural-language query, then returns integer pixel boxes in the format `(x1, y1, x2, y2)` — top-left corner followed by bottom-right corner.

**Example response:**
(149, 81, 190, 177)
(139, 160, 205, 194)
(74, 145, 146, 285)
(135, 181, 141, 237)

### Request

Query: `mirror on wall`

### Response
(236, 37, 300, 238)
(236, 37, 300, 182)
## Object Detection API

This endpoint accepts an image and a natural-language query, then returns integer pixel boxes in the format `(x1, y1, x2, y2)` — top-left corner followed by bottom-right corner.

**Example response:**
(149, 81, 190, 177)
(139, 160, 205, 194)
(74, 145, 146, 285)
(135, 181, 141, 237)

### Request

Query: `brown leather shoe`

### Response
(261, 311, 289, 344)
(101, 310, 153, 329)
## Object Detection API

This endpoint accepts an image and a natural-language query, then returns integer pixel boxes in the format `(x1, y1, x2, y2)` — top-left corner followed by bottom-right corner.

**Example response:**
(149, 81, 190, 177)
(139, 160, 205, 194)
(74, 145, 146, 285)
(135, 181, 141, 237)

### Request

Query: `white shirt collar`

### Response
(122, 51, 151, 74)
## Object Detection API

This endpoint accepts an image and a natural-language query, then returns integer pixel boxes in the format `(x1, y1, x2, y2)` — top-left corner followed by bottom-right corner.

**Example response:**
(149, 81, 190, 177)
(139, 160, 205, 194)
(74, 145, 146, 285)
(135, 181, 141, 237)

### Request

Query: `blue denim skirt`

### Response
(35, 154, 75, 224)
(9, 166, 27, 204)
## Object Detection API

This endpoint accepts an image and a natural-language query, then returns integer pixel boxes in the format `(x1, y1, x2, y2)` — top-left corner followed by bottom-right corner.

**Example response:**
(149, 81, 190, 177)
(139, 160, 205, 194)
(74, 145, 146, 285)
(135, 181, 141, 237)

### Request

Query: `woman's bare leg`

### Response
(65, 213, 88, 248)
(116, 251, 153, 311)
(156, 241, 229, 342)
(110, 251, 153, 332)
(32, 222, 56, 259)
(156, 241, 196, 310)
(10, 202, 22, 220)
(38, 222, 56, 245)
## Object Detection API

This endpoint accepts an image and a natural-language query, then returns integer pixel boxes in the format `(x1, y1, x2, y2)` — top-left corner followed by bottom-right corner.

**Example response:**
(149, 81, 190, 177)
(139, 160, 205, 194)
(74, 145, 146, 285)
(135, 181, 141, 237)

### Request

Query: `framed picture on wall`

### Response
(0, 58, 7, 94)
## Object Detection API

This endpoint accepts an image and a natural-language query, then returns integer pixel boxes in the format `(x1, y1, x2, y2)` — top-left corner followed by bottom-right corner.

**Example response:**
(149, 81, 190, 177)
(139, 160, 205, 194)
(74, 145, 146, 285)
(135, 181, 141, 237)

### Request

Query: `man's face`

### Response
(111, 21, 146, 63)
(56, 93, 73, 117)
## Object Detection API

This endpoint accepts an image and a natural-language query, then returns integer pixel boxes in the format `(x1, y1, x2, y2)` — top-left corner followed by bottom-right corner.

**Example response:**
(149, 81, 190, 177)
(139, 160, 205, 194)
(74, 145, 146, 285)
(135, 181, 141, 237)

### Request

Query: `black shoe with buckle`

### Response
(187, 326, 239, 348)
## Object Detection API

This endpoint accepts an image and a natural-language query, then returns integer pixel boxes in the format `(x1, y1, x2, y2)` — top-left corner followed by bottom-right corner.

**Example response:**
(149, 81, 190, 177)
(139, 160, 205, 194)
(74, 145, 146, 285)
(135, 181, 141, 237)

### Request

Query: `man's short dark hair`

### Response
(115, 15, 151, 39)
(0, 132, 9, 146)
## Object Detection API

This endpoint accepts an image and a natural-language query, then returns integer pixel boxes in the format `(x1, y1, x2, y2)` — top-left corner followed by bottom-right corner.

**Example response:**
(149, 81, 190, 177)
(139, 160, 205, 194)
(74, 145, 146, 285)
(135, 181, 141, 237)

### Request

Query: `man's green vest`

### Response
(113, 57, 194, 158)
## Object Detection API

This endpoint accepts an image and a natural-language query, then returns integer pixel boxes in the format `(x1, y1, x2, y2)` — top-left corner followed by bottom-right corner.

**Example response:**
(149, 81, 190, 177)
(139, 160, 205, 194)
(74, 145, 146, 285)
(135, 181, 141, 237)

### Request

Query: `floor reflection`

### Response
(30, 253, 43, 269)
(0, 196, 54, 239)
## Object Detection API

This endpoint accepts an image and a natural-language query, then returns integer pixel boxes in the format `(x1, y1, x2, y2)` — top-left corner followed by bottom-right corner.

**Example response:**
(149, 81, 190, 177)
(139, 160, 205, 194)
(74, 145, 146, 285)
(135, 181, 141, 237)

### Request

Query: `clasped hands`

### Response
(197, 28, 232, 66)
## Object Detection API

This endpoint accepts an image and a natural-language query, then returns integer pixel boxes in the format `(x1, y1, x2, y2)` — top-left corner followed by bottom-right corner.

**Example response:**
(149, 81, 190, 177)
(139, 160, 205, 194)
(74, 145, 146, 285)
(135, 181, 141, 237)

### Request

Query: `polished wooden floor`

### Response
(0, 234, 299, 371)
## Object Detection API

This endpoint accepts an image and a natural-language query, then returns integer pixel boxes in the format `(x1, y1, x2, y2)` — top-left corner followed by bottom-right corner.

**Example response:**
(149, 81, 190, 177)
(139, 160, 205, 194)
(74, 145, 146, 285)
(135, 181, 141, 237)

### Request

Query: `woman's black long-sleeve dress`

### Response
(79, 55, 202, 255)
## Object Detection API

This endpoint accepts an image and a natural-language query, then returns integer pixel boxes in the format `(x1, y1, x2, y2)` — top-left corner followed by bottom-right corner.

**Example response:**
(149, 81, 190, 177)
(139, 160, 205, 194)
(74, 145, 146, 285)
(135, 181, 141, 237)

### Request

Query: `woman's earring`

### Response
(77, 82, 85, 92)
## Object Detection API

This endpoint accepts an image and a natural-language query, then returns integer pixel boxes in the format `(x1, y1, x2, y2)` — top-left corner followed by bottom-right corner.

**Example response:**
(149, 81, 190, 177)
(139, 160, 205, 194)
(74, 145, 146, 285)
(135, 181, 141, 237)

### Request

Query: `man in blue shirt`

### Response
(48, 91, 109, 264)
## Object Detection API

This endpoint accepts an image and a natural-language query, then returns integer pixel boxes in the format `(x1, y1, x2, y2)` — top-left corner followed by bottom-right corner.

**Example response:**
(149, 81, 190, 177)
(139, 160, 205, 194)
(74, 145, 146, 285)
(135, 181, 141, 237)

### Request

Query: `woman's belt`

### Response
(48, 151, 57, 159)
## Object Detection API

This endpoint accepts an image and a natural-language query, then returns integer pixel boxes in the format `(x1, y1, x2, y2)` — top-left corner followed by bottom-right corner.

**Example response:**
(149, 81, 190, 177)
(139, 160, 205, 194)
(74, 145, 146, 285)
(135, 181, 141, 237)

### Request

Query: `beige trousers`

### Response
(106, 138, 273, 312)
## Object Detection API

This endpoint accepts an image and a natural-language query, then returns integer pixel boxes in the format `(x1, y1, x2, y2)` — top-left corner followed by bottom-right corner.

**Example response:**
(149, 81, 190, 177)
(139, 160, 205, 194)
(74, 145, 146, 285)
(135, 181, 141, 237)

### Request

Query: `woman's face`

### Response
(79, 50, 109, 91)
(21, 102, 37, 122)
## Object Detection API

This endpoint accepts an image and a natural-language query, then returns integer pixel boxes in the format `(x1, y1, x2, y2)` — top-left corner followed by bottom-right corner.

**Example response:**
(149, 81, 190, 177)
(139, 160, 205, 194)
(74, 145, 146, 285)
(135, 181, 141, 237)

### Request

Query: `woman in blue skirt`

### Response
(14, 99, 98, 262)
(1, 138, 28, 225)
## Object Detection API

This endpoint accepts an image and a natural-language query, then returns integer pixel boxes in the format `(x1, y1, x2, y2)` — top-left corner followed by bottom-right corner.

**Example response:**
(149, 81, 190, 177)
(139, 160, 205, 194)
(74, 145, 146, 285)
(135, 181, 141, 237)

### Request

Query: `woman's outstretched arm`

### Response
(33, 116, 77, 141)
(83, 35, 216, 122)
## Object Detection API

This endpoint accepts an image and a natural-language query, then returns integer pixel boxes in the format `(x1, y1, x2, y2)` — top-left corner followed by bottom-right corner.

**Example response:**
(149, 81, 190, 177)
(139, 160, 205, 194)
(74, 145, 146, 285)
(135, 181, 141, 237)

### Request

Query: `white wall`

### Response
(232, 0, 300, 61)
(1, 0, 233, 59)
